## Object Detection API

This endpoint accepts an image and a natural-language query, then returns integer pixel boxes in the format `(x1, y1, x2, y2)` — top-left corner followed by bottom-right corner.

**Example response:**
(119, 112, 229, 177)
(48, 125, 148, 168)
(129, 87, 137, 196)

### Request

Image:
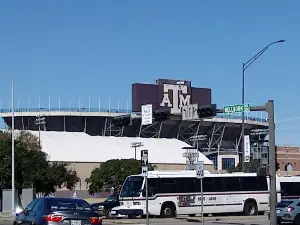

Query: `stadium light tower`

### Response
(35, 116, 46, 147)
(241, 40, 285, 172)
(0, 73, 15, 215)
(130, 142, 144, 160)
(182, 146, 199, 170)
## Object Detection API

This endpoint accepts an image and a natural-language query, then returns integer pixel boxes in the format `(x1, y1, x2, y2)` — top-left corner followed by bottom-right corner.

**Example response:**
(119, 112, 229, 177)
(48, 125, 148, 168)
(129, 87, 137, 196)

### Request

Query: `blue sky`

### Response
(0, 0, 298, 145)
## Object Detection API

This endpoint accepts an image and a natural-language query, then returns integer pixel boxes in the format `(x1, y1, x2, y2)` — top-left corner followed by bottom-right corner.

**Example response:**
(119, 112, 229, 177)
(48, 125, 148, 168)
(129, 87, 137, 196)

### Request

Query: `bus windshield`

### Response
(120, 176, 144, 198)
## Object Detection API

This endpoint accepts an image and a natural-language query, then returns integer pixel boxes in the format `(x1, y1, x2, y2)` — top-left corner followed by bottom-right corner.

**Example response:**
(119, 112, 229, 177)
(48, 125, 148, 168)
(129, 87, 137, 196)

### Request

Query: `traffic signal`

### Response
(111, 115, 132, 127)
(197, 104, 217, 118)
(153, 108, 170, 122)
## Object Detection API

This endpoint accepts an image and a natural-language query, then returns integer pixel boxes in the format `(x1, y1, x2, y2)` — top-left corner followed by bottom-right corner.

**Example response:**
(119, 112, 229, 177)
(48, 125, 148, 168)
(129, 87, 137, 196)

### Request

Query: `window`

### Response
(195, 177, 219, 192)
(32, 199, 43, 212)
(46, 198, 92, 211)
(222, 158, 235, 170)
(222, 177, 241, 191)
(213, 177, 225, 192)
(240, 177, 262, 191)
(105, 194, 118, 202)
(120, 176, 144, 197)
(257, 176, 268, 191)
(277, 201, 294, 208)
(157, 178, 176, 193)
(281, 182, 300, 197)
(176, 178, 195, 193)
(142, 178, 158, 197)
(25, 199, 39, 211)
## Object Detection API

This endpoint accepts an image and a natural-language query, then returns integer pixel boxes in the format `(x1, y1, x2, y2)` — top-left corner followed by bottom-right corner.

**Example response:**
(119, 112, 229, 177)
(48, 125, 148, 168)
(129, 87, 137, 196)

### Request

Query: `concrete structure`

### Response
(22, 130, 214, 191)
(1, 108, 269, 171)
(0, 78, 270, 171)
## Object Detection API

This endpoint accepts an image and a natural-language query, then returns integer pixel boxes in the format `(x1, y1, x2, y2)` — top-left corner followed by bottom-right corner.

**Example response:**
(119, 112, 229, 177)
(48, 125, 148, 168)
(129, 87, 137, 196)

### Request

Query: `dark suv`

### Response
(91, 193, 119, 219)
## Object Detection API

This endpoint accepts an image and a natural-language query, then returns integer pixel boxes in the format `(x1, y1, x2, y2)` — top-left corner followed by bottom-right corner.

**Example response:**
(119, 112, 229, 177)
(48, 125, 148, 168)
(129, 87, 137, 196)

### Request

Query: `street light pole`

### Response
(11, 80, 15, 215)
(241, 40, 285, 172)
(1, 73, 15, 214)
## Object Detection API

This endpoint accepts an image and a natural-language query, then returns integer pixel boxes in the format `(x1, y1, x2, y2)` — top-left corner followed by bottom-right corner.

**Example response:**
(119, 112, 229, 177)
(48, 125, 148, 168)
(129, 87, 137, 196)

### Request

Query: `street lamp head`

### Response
(277, 40, 285, 43)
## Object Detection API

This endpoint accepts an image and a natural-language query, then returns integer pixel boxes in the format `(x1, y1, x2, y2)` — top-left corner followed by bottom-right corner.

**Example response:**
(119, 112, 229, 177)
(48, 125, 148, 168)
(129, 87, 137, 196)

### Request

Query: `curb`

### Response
(107, 220, 145, 224)
(175, 215, 267, 223)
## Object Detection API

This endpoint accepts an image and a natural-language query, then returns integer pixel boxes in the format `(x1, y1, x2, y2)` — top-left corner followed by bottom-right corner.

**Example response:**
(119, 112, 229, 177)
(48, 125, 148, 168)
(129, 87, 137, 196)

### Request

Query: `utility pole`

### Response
(220, 101, 276, 225)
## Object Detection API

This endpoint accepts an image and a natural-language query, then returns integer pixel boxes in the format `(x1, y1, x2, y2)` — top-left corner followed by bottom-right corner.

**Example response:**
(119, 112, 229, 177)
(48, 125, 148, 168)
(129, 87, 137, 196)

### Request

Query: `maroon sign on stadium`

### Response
(132, 79, 211, 114)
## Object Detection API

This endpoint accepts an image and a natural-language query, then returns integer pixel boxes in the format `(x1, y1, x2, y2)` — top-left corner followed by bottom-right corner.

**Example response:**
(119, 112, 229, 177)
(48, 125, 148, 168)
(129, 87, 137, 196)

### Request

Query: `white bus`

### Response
(278, 176, 300, 199)
(111, 170, 281, 218)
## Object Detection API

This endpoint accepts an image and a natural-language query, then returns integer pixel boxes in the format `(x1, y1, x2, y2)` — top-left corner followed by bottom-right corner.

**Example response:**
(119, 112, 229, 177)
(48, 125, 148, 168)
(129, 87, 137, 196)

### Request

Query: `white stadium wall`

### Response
(19, 130, 214, 191)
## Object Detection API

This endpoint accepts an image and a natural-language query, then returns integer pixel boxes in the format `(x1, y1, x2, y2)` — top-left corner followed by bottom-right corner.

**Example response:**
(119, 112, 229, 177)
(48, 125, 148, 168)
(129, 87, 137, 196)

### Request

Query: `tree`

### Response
(0, 131, 79, 195)
(86, 159, 156, 195)
(227, 159, 261, 173)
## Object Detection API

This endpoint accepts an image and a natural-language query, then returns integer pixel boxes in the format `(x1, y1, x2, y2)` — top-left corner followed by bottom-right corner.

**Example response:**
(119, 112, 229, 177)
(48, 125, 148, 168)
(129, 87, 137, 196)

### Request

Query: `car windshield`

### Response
(120, 176, 144, 198)
(47, 198, 92, 211)
(277, 201, 294, 208)
(105, 194, 118, 202)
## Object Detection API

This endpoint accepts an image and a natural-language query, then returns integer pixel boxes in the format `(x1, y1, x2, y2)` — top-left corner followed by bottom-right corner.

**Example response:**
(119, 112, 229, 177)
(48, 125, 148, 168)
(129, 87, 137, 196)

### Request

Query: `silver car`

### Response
(274, 199, 300, 224)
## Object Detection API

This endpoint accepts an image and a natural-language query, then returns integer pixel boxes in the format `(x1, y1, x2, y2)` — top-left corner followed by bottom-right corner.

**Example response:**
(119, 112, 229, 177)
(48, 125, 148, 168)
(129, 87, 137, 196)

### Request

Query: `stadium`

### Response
(0, 78, 269, 194)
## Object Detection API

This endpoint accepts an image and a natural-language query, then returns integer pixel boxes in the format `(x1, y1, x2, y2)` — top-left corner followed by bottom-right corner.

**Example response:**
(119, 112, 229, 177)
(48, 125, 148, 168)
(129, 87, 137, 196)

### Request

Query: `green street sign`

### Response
(224, 104, 250, 114)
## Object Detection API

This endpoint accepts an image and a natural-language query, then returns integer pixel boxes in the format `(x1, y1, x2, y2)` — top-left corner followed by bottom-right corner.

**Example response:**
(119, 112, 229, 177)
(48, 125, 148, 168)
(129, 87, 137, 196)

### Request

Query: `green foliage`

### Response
(0, 131, 79, 195)
(227, 159, 261, 173)
(86, 159, 156, 195)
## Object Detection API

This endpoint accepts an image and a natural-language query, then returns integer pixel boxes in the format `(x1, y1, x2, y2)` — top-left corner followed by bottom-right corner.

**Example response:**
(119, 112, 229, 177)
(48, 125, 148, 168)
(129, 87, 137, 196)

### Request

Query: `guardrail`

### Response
(0, 107, 268, 123)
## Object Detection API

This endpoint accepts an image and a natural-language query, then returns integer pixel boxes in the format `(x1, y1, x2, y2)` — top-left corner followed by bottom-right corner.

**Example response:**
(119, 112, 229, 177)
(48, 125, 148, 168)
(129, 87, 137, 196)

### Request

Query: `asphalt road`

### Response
(0, 216, 270, 225)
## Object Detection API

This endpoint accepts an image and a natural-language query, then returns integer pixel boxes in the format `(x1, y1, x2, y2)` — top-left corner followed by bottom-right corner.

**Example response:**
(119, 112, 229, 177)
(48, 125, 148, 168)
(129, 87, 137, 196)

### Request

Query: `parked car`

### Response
(14, 197, 102, 225)
(91, 193, 120, 218)
(269, 199, 300, 224)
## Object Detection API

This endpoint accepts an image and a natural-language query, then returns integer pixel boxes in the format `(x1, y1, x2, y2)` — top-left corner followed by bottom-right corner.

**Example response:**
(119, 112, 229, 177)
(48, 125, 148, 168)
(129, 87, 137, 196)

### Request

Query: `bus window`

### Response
(157, 178, 176, 193)
(142, 178, 157, 197)
(120, 176, 144, 198)
(257, 176, 268, 191)
(176, 178, 195, 193)
(281, 182, 300, 198)
(222, 177, 242, 191)
(240, 176, 267, 191)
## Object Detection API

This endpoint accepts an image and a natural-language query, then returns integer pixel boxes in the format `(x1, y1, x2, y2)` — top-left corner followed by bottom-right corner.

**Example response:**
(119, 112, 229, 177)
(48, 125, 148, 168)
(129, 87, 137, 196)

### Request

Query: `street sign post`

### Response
(224, 104, 250, 114)
(244, 135, 250, 163)
(196, 161, 204, 225)
(141, 150, 149, 225)
(141, 104, 153, 125)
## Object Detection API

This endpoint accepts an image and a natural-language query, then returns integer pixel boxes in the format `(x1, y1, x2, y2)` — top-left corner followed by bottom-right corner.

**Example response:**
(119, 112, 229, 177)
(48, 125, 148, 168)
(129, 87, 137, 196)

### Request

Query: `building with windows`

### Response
(276, 146, 300, 176)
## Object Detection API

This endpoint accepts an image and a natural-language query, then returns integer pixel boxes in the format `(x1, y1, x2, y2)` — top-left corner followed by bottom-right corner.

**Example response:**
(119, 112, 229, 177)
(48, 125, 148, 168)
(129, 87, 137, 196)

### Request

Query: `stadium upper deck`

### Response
(0, 78, 269, 169)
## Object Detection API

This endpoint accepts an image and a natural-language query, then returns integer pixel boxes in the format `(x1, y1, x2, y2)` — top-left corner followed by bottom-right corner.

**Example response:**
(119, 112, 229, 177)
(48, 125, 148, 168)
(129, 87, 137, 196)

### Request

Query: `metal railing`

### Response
(0, 107, 268, 123)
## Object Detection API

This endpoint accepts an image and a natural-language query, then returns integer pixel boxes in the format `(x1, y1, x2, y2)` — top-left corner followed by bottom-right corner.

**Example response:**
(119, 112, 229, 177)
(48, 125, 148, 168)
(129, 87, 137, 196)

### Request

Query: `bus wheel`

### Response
(161, 204, 175, 218)
(243, 201, 258, 216)
(189, 214, 196, 217)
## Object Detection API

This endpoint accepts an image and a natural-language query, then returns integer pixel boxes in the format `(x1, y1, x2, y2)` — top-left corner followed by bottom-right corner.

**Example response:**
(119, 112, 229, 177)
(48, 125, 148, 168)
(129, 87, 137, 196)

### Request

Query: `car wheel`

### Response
(294, 214, 300, 225)
(105, 209, 111, 219)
